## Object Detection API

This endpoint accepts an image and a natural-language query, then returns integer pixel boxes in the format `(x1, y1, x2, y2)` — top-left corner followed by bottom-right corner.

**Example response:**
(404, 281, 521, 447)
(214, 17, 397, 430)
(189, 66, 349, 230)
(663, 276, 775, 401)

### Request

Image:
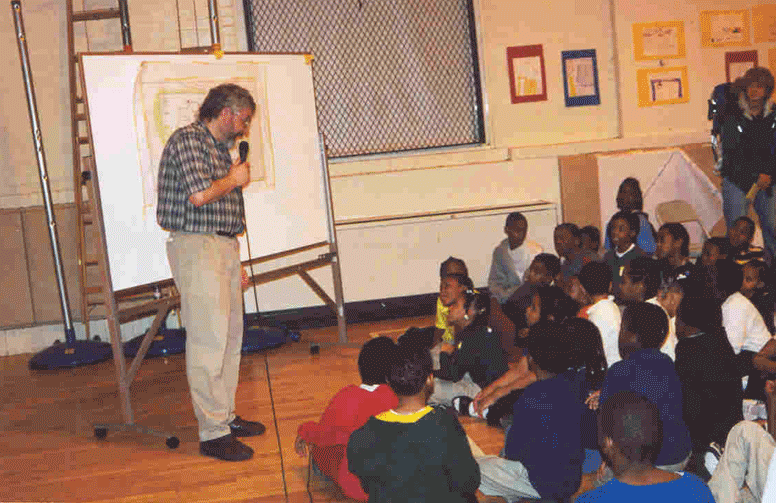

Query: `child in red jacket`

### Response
(295, 336, 398, 501)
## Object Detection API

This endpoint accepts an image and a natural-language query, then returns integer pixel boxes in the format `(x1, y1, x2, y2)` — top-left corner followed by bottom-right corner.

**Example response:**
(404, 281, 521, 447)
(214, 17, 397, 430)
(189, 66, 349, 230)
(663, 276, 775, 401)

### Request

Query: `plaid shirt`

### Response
(157, 121, 244, 235)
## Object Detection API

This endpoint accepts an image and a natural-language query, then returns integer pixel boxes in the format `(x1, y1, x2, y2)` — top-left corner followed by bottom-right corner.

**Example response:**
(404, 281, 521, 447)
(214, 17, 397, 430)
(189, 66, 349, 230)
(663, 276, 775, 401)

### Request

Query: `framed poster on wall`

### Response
(561, 49, 600, 107)
(725, 50, 758, 82)
(637, 66, 690, 107)
(507, 45, 547, 104)
(632, 21, 686, 60)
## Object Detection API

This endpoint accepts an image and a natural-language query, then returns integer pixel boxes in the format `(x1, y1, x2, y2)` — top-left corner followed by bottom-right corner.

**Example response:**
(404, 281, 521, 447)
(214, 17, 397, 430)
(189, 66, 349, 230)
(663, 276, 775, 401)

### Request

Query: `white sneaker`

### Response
(704, 442, 723, 476)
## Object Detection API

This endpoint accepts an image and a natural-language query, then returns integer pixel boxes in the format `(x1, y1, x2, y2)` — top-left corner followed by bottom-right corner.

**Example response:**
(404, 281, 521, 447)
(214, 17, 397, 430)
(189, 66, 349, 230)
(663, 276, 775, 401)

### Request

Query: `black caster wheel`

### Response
(94, 427, 107, 439)
(166, 436, 180, 449)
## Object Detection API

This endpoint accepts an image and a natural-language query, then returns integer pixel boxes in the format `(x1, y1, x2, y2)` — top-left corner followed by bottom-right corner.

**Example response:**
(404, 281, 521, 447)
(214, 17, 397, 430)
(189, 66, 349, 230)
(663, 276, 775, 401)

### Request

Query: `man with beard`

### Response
(157, 83, 266, 462)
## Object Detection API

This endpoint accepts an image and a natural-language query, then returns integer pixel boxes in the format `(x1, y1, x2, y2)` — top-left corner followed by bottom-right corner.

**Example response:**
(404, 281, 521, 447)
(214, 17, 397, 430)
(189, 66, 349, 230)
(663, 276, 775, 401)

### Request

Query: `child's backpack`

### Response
(708, 82, 738, 136)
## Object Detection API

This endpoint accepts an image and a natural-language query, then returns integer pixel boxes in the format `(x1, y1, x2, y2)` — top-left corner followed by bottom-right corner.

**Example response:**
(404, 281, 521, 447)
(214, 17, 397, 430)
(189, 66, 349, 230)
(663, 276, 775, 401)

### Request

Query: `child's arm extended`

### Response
(472, 357, 536, 415)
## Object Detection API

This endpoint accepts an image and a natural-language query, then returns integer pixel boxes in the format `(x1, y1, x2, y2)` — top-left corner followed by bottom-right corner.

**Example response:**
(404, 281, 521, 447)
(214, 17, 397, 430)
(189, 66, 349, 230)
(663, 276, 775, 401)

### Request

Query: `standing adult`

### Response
(157, 83, 266, 462)
(719, 67, 776, 261)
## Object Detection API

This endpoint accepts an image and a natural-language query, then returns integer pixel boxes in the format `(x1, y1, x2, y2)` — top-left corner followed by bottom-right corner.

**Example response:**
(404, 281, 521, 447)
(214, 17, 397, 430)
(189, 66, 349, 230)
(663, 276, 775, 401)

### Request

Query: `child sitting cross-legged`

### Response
(295, 336, 399, 502)
(348, 344, 481, 503)
(476, 320, 584, 503)
(430, 288, 509, 408)
(598, 302, 692, 473)
(467, 285, 579, 426)
(575, 391, 714, 503)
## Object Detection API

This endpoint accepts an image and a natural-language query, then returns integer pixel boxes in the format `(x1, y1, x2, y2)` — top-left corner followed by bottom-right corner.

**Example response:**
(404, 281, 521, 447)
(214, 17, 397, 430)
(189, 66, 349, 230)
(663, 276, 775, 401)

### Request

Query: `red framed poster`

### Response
(507, 44, 547, 104)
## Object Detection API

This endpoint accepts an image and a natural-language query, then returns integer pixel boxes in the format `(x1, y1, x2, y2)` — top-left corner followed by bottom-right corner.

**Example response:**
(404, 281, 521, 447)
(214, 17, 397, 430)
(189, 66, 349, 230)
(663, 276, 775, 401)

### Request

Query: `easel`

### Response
(87, 129, 347, 449)
(80, 58, 347, 445)
(62, 0, 347, 445)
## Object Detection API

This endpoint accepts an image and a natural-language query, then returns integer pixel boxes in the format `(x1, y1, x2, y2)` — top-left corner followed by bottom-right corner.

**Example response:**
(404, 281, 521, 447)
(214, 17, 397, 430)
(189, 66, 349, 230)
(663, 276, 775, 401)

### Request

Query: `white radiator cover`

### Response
(243, 203, 559, 312)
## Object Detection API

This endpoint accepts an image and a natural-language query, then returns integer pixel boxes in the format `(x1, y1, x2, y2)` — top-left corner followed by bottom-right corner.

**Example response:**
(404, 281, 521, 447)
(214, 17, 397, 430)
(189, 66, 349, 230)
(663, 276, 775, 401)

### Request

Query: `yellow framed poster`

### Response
(700, 10, 750, 47)
(637, 66, 690, 107)
(633, 21, 686, 60)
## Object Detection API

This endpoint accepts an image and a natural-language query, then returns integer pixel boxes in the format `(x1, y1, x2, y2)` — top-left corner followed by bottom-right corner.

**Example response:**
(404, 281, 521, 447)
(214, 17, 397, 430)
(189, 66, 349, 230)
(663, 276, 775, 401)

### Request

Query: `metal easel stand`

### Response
(12, 1, 112, 370)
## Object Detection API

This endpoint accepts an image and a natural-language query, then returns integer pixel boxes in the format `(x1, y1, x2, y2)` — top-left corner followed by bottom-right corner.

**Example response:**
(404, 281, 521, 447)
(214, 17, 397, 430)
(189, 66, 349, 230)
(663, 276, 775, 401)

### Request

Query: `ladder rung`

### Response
(85, 256, 99, 266)
(77, 136, 90, 145)
(85, 286, 103, 295)
(180, 46, 214, 54)
(74, 113, 87, 121)
(71, 8, 121, 22)
(86, 299, 105, 307)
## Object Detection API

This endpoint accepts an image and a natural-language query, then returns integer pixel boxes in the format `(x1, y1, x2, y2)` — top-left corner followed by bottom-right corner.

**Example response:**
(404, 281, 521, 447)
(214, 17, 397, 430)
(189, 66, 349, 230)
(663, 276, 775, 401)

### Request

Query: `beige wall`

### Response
(0, 0, 767, 349)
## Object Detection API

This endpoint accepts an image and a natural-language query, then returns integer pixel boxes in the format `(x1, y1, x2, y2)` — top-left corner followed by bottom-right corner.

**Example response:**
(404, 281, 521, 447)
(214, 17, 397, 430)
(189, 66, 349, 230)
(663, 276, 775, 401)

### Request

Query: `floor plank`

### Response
(0, 316, 505, 502)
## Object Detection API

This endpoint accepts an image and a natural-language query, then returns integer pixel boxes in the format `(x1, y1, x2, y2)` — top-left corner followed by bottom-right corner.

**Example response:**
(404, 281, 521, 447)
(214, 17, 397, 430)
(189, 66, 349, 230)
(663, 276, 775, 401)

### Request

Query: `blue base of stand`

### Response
(29, 339, 113, 370)
(242, 316, 300, 353)
(123, 328, 187, 358)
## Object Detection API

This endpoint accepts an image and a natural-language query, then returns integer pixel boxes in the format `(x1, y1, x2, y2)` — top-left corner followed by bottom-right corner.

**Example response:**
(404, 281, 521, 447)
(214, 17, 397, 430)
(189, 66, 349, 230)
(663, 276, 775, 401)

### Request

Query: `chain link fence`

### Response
(243, 0, 484, 158)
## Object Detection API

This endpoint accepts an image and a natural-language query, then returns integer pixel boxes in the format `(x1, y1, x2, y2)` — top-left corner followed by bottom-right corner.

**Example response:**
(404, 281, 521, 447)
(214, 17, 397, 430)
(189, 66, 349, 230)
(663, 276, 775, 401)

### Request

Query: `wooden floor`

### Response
(0, 316, 504, 502)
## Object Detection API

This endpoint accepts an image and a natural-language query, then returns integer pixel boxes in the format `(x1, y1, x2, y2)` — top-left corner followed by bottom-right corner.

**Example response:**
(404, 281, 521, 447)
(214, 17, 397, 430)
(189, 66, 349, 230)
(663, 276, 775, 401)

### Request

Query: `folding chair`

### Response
(655, 200, 710, 258)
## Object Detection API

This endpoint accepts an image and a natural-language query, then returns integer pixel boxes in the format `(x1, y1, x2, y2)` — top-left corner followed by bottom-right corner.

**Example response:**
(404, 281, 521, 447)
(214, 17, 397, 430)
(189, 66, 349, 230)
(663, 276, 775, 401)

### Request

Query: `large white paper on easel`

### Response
(81, 53, 330, 297)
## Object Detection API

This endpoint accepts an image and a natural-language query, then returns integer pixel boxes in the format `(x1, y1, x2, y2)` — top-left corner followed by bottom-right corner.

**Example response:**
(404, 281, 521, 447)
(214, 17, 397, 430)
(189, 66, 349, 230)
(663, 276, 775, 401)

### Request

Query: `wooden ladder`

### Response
(66, 0, 131, 340)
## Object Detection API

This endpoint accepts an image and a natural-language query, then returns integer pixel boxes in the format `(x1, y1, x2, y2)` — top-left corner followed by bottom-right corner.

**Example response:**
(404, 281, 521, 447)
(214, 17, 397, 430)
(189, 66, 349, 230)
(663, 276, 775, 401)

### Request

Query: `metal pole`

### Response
(318, 133, 347, 343)
(207, 0, 221, 47)
(12, 0, 76, 346)
(118, 0, 132, 51)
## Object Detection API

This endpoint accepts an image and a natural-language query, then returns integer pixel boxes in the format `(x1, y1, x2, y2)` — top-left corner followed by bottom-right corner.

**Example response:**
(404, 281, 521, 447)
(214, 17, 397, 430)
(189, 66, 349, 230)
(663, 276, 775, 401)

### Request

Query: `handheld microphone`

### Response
(239, 141, 249, 163)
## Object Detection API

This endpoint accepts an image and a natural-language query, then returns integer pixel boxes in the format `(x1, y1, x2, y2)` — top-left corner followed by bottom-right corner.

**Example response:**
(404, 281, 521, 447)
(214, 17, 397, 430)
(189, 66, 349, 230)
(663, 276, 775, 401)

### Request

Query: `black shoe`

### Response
(452, 396, 473, 416)
(229, 416, 266, 437)
(199, 434, 254, 461)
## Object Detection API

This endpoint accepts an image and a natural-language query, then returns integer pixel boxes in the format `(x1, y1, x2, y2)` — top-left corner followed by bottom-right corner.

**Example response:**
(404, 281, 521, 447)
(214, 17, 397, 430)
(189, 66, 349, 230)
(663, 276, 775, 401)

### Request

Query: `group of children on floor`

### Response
(295, 177, 776, 502)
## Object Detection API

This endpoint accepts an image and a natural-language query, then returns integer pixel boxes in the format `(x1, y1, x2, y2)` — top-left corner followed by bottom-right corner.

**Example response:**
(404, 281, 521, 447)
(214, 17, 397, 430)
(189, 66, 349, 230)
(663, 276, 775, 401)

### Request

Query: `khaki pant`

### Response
(709, 421, 776, 503)
(167, 232, 243, 442)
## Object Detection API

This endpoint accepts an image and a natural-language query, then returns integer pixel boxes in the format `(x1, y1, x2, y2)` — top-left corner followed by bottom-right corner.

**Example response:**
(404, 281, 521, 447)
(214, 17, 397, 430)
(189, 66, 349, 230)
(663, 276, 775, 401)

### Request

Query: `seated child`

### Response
(575, 391, 714, 503)
(476, 320, 584, 503)
(708, 380, 776, 503)
(717, 260, 774, 395)
(577, 261, 622, 367)
(434, 257, 469, 345)
(554, 223, 597, 291)
(674, 291, 743, 456)
(604, 210, 648, 299)
(615, 255, 661, 309)
(647, 277, 684, 361)
(599, 302, 692, 471)
(729, 216, 768, 266)
(708, 420, 776, 503)
(295, 336, 399, 502)
(655, 222, 693, 283)
(700, 236, 731, 267)
(487, 212, 542, 304)
(468, 285, 579, 425)
(431, 289, 509, 407)
(348, 344, 480, 503)
(581, 225, 603, 259)
(501, 253, 561, 332)
(603, 177, 657, 255)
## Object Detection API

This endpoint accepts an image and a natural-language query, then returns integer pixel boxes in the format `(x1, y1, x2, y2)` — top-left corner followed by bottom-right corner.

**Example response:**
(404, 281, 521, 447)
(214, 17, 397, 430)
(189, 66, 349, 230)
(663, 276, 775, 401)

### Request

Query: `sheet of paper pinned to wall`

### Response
(512, 56, 544, 96)
(565, 57, 596, 97)
(640, 26, 680, 58)
(133, 61, 275, 212)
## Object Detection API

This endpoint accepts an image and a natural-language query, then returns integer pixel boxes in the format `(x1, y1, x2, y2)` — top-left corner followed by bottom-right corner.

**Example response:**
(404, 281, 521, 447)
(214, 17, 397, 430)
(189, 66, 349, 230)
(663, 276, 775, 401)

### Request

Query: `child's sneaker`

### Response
(452, 396, 472, 416)
(704, 442, 724, 476)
